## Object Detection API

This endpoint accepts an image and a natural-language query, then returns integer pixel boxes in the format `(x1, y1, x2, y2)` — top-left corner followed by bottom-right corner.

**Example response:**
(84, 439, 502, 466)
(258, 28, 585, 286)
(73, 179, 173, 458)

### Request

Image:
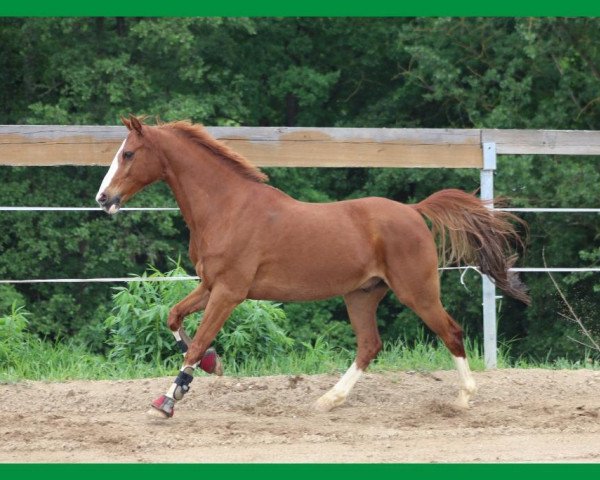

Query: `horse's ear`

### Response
(129, 114, 144, 135)
(121, 115, 132, 130)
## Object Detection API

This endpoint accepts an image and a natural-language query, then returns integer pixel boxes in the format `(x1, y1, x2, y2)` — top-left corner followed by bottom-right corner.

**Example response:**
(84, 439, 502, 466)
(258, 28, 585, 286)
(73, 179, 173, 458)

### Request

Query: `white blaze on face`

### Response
(96, 139, 126, 203)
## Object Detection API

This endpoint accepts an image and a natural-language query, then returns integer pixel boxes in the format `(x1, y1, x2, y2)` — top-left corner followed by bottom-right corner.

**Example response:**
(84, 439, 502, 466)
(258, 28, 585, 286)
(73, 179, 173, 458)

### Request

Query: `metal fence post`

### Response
(481, 142, 497, 369)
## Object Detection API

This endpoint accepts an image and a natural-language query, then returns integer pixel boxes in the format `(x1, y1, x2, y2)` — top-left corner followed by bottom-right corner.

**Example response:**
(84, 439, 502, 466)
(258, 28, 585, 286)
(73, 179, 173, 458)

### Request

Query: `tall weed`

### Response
(104, 263, 294, 366)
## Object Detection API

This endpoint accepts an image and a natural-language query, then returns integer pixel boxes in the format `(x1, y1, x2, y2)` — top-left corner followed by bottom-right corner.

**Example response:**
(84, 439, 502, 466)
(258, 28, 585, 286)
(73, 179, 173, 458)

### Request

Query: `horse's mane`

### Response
(159, 120, 268, 183)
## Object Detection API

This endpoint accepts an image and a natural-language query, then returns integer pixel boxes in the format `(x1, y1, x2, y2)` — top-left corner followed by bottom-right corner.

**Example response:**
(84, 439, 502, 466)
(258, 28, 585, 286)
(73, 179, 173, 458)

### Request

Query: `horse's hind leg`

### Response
(388, 269, 477, 408)
(314, 284, 388, 412)
(415, 302, 477, 408)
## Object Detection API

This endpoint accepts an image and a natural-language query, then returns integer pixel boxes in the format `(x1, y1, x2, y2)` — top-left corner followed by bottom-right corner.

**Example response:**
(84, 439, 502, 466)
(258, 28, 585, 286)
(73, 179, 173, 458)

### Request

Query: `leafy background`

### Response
(0, 17, 599, 362)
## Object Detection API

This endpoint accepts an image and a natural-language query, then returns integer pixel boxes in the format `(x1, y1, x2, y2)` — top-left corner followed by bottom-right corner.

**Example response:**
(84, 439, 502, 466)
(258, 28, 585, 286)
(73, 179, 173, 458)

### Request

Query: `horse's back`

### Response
(260, 193, 433, 262)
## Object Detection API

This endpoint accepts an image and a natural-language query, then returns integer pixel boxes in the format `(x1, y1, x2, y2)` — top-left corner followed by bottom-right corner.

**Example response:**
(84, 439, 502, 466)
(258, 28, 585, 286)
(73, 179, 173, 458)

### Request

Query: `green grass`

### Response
(0, 335, 176, 383)
(2, 332, 597, 383)
(225, 337, 503, 377)
(511, 354, 599, 370)
(1, 303, 598, 383)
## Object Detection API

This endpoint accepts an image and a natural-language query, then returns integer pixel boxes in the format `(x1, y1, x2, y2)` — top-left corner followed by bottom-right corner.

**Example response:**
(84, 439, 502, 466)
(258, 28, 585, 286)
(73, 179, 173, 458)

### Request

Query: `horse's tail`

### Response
(411, 189, 530, 305)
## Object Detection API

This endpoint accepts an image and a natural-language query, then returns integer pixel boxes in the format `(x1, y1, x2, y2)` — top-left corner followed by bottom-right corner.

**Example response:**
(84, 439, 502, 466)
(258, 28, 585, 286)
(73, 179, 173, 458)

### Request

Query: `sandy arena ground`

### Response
(0, 368, 599, 463)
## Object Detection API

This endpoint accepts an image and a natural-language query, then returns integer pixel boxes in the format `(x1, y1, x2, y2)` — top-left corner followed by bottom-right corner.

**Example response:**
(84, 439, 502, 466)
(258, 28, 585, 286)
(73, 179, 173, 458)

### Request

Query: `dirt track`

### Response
(0, 369, 599, 463)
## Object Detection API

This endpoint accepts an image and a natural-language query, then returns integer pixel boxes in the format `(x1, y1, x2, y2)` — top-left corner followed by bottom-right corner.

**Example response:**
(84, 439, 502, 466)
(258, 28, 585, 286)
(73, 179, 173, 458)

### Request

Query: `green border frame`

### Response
(2, 464, 600, 478)
(2, 3, 600, 476)
(1, 0, 600, 16)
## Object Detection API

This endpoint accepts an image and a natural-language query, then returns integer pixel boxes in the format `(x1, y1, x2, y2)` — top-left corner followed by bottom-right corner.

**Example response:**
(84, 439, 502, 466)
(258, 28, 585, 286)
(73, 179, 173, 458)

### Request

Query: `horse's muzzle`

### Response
(97, 193, 121, 215)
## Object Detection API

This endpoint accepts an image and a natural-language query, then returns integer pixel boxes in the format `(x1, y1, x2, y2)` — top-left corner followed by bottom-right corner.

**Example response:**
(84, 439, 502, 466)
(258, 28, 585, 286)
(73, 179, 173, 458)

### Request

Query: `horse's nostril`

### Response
(98, 193, 107, 204)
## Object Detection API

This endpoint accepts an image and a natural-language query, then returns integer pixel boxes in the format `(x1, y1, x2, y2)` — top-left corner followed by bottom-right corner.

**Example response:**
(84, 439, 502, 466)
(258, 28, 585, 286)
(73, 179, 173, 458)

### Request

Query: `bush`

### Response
(104, 263, 294, 366)
(0, 302, 29, 344)
(104, 264, 196, 364)
(219, 300, 294, 366)
(0, 285, 26, 313)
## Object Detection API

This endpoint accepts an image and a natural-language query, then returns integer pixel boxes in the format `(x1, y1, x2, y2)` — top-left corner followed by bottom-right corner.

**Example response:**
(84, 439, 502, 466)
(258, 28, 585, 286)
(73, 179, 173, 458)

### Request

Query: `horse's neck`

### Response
(162, 145, 254, 232)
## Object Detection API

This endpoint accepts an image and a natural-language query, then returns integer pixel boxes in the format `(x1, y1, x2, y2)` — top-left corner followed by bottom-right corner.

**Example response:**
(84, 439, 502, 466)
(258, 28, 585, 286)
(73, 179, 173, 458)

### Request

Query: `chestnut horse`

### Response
(96, 115, 529, 418)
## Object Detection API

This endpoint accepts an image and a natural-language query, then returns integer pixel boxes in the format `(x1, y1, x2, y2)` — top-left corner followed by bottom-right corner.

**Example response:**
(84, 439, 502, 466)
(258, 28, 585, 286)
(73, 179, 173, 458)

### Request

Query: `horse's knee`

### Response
(167, 309, 182, 332)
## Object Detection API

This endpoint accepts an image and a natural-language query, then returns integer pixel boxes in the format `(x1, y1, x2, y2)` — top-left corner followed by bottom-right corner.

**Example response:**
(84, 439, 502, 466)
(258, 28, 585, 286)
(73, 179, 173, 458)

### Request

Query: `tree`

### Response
(0, 17, 598, 360)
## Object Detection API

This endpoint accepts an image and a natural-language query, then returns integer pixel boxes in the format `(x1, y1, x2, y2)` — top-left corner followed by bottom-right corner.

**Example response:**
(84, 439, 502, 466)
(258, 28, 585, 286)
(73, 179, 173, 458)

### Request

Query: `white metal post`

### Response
(481, 142, 497, 369)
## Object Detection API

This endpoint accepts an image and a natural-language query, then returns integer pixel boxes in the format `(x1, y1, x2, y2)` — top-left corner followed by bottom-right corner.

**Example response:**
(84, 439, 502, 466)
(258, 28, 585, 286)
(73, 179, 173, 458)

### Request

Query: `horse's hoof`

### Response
(147, 407, 170, 419)
(313, 392, 344, 413)
(313, 399, 334, 413)
(454, 391, 471, 409)
(200, 348, 223, 376)
(149, 395, 174, 418)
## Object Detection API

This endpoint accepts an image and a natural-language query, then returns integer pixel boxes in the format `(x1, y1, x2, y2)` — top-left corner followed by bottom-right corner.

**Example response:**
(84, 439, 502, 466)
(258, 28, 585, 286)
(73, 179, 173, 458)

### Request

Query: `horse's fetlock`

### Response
(173, 367, 194, 400)
(372, 338, 383, 357)
(465, 379, 477, 395)
(175, 339, 188, 354)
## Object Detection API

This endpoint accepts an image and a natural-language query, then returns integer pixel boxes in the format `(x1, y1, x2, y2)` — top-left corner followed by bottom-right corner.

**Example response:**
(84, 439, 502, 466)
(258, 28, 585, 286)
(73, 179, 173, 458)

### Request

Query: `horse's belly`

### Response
(247, 257, 376, 301)
(246, 281, 350, 301)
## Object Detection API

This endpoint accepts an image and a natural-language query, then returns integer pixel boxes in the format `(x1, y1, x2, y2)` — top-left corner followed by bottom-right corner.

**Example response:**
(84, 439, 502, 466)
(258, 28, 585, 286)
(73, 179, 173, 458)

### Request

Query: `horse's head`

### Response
(96, 115, 163, 214)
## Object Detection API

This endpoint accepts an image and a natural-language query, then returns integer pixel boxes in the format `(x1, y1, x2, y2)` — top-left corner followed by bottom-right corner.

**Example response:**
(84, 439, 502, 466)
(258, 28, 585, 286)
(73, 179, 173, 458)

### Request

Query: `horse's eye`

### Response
(123, 151, 134, 160)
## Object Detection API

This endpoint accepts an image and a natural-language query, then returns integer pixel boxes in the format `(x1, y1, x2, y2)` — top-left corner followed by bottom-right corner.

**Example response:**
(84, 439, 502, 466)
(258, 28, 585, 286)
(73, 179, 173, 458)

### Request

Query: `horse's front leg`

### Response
(166, 282, 223, 375)
(149, 284, 242, 418)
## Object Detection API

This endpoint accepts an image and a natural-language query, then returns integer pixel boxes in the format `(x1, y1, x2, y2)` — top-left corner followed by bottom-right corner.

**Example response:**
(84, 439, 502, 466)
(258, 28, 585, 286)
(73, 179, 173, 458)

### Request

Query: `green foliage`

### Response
(0, 303, 174, 382)
(0, 302, 29, 341)
(0, 294, 595, 383)
(0, 285, 25, 313)
(104, 264, 193, 364)
(280, 298, 354, 350)
(0, 17, 599, 363)
(105, 263, 293, 366)
(218, 300, 294, 365)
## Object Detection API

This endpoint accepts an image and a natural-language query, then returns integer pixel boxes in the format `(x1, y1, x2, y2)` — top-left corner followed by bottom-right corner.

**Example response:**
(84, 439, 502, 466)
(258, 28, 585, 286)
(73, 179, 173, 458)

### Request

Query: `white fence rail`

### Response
(1, 206, 598, 213)
(1, 267, 599, 285)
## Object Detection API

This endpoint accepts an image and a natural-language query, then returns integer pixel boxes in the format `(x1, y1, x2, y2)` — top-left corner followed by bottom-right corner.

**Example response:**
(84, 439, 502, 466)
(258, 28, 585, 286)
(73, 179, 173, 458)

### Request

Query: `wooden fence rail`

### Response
(2, 125, 600, 168)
